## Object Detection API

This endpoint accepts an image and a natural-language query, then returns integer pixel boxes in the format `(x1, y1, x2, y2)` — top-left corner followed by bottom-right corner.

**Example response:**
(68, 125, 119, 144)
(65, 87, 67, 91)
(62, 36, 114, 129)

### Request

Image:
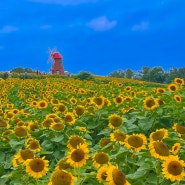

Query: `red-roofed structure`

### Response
(48, 48, 64, 75)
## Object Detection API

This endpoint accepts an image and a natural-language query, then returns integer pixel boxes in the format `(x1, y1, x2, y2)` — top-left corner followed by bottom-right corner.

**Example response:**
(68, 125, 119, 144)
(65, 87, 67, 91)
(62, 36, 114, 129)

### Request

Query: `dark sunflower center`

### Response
(40, 102, 46, 107)
(69, 136, 84, 148)
(29, 140, 39, 149)
(176, 125, 185, 134)
(116, 97, 122, 103)
(167, 161, 183, 176)
(0, 120, 7, 127)
(65, 115, 73, 122)
(29, 159, 44, 172)
(43, 119, 53, 127)
(175, 96, 181, 102)
(52, 123, 64, 131)
(153, 142, 169, 156)
(110, 117, 122, 127)
(94, 98, 103, 105)
(52, 170, 72, 185)
(75, 107, 84, 115)
(15, 127, 27, 137)
(100, 138, 113, 149)
(152, 131, 165, 141)
(71, 149, 85, 162)
(146, 99, 155, 108)
(112, 169, 126, 185)
(58, 105, 66, 112)
(101, 172, 107, 180)
(20, 149, 34, 160)
(114, 132, 126, 142)
(170, 86, 176, 91)
(128, 135, 143, 148)
(95, 153, 109, 164)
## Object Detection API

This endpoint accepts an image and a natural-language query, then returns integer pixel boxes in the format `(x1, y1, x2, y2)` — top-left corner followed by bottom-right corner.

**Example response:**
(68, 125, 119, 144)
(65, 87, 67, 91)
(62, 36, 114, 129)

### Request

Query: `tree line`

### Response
(108, 66, 185, 83)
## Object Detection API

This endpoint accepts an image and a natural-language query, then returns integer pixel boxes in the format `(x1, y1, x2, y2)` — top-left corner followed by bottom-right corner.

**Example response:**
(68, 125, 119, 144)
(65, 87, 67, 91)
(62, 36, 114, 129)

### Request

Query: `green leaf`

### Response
(51, 136, 64, 143)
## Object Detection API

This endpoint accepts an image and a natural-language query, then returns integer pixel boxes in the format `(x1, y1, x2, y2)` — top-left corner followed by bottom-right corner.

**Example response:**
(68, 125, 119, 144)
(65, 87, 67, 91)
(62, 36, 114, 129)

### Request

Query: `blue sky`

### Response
(0, 0, 185, 75)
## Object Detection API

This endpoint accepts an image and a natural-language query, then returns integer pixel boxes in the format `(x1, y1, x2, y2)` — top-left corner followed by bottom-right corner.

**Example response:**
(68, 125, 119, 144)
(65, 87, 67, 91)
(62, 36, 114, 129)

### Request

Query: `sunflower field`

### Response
(1, 76, 185, 185)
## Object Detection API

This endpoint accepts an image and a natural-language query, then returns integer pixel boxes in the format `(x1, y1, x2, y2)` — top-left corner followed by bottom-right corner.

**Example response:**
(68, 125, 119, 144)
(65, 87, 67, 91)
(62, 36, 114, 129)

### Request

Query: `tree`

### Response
(124, 68, 134, 79)
(108, 69, 125, 78)
(137, 66, 151, 81)
(149, 67, 165, 83)
(11, 67, 34, 73)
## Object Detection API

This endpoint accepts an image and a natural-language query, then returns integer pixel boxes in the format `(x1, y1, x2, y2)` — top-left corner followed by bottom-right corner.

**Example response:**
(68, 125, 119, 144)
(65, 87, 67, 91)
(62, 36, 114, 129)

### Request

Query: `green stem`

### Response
(156, 160, 161, 185)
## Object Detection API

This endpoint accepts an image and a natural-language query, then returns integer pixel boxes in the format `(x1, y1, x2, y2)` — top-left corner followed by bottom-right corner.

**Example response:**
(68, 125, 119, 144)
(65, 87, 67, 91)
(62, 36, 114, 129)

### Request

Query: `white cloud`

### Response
(87, 16, 117, 31)
(0, 26, 18, 33)
(40, 25, 52, 29)
(28, 0, 98, 5)
(132, 22, 149, 31)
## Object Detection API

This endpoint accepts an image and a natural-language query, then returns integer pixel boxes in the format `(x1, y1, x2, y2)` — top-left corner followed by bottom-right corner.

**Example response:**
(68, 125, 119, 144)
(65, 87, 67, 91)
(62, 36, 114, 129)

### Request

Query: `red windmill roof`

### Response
(52, 52, 62, 59)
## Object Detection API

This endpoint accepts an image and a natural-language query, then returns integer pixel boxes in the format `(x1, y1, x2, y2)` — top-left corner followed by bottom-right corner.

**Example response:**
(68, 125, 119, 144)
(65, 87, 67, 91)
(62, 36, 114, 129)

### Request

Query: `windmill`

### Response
(47, 47, 65, 75)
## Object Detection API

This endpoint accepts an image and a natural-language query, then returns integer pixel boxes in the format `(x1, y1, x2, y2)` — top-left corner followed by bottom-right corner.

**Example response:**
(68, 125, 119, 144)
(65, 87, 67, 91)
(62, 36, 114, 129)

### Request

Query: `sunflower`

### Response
(58, 103, 67, 114)
(110, 130, 126, 145)
(55, 158, 73, 171)
(15, 126, 30, 137)
(28, 122, 39, 131)
(37, 100, 48, 109)
(121, 107, 136, 114)
(74, 105, 85, 117)
(50, 98, 60, 105)
(70, 97, 77, 105)
(93, 152, 109, 168)
(113, 96, 124, 105)
(64, 112, 76, 125)
(168, 84, 178, 92)
(93, 96, 105, 109)
(96, 165, 108, 183)
(2, 129, 13, 141)
(42, 118, 54, 129)
(11, 109, 20, 115)
(30, 101, 37, 107)
(174, 78, 184, 86)
(106, 165, 130, 185)
(125, 86, 131, 92)
(157, 99, 165, 106)
(67, 135, 87, 150)
(124, 96, 132, 102)
(149, 128, 168, 142)
(50, 122, 65, 132)
(162, 155, 185, 182)
(156, 88, 165, 94)
(104, 98, 111, 106)
(172, 143, 181, 155)
(79, 127, 86, 132)
(48, 169, 75, 185)
(174, 95, 182, 103)
(12, 149, 34, 166)
(125, 134, 147, 152)
(67, 144, 89, 168)
(0, 119, 10, 128)
(25, 157, 49, 178)
(46, 113, 59, 119)
(172, 123, 185, 137)
(26, 139, 41, 152)
(4, 111, 15, 119)
(108, 114, 123, 129)
(100, 138, 114, 150)
(143, 97, 158, 110)
(149, 141, 170, 160)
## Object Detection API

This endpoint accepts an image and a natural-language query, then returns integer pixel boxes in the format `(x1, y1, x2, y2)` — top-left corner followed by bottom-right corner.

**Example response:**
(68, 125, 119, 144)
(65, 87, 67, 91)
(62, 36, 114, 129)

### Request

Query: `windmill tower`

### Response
(47, 48, 65, 75)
